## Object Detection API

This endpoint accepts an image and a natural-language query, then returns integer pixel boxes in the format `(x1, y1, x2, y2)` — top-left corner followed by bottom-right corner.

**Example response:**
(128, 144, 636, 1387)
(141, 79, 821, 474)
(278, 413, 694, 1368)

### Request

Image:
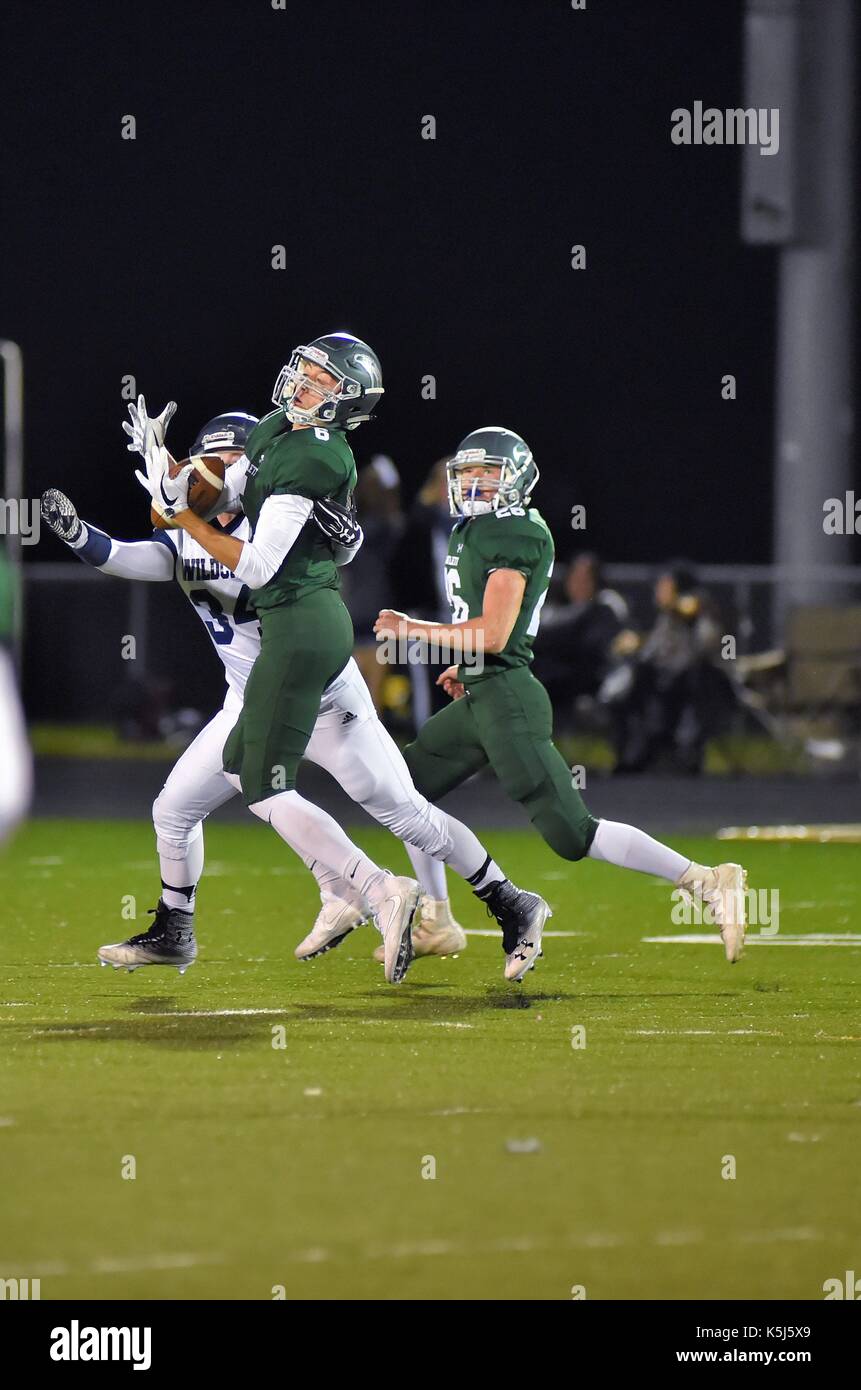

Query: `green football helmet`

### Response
(447, 426, 539, 517)
(272, 332, 383, 431)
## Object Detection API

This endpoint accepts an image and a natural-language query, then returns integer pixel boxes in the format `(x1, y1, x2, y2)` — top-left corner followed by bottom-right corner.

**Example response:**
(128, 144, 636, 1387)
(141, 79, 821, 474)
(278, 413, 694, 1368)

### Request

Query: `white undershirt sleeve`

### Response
(67, 521, 177, 580)
(233, 493, 314, 589)
(100, 537, 177, 581)
(217, 454, 251, 516)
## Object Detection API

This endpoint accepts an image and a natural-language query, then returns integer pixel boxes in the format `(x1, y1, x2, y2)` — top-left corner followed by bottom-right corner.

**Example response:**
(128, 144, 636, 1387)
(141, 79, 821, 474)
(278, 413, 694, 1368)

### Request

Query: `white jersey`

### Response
(152, 518, 358, 717)
(77, 493, 363, 713)
(153, 516, 261, 701)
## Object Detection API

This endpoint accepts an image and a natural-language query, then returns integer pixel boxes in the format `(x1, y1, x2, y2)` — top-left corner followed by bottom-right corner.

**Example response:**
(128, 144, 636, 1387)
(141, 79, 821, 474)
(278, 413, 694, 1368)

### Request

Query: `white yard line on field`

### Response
(263, 1223, 828, 1267)
(429, 1107, 496, 1116)
(464, 929, 587, 938)
(0, 1252, 226, 1278)
(643, 933, 861, 946)
(30, 1009, 291, 1033)
(90, 1252, 227, 1274)
(4, 1225, 825, 1281)
(630, 1029, 783, 1037)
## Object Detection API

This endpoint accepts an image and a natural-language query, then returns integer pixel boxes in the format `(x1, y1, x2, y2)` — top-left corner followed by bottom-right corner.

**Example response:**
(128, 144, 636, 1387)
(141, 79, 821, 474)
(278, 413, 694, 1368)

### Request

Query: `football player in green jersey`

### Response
(0, 548, 32, 842)
(131, 334, 420, 982)
(373, 427, 748, 980)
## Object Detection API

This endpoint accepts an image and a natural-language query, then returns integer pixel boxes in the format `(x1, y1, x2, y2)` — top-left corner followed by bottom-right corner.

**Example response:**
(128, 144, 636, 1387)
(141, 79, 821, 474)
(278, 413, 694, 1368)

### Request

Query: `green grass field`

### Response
(1, 818, 859, 1301)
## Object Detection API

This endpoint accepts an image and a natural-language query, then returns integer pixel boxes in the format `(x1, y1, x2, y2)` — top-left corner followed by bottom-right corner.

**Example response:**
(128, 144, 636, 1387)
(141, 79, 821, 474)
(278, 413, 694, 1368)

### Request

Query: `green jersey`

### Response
(444, 506, 554, 683)
(242, 411, 358, 611)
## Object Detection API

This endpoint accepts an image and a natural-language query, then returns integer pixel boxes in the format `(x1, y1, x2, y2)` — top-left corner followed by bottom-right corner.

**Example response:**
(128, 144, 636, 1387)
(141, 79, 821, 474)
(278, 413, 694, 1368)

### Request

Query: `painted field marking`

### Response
(4, 1224, 827, 1281)
(643, 933, 861, 946)
(226, 1224, 828, 1268)
(0, 1252, 225, 1278)
(630, 1029, 783, 1038)
(31, 1009, 290, 1033)
(464, 929, 586, 938)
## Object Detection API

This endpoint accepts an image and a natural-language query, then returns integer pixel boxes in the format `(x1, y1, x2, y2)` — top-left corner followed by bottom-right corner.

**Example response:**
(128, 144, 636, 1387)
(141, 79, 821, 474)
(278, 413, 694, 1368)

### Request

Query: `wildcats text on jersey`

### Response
(182, 557, 236, 582)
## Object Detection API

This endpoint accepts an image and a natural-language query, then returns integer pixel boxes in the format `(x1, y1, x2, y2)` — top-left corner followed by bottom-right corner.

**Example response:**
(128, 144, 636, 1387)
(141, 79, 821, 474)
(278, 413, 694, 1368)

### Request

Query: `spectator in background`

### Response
(600, 561, 724, 774)
(340, 454, 404, 712)
(532, 552, 628, 727)
(390, 458, 454, 726)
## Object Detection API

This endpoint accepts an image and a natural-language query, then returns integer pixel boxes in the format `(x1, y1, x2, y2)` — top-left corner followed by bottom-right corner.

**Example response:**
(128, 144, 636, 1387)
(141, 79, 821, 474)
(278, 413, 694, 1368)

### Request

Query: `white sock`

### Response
(156, 823, 204, 913)
(587, 819, 691, 883)
(248, 789, 390, 908)
(446, 815, 504, 886)
(303, 853, 368, 914)
(405, 844, 447, 899)
(405, 817, 504, 898)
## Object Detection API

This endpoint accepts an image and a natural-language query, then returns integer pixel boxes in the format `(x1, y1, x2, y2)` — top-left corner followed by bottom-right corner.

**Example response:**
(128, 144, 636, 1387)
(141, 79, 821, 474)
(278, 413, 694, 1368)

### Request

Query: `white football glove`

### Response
(134, 448, 193, 523)
(122, 394, 177, 458)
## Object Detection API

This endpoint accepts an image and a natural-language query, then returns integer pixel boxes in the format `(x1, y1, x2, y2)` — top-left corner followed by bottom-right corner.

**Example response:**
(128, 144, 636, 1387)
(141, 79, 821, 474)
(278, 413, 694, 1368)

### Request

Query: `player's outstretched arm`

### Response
(40, 490, 175, 581)
(132, 424, 312, 585)
(374, 568, 526, 656)
(170, 495, 313, 587)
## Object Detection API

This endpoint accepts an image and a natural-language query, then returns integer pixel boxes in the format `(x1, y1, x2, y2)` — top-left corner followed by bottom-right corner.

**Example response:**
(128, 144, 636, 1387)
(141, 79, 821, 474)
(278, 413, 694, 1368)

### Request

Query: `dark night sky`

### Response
(1, 0, 827, 565)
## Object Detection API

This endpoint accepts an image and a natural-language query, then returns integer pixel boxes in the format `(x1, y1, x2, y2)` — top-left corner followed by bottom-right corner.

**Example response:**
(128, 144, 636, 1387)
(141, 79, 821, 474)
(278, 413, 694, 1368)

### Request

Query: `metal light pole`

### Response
(742, 0, 856, 634)
(1, 339, 24, 669)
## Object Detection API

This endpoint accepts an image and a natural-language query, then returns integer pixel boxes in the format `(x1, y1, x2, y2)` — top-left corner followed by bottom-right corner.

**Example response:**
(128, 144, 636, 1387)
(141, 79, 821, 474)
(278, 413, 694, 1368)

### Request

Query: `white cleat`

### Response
(96, 940, 195, 975)
(372, 896, 467, 963)
(295, 899, 368, 961)
(677, 861, 748, 962)
(503, 897, 552, 982)
(374, 876, 420, 984)
(97, 902, 197, 974)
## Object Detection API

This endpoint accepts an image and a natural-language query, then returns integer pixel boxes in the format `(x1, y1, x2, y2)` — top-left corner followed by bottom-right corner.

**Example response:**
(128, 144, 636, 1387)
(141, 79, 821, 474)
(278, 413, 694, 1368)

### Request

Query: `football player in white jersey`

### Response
(40, 401, 549, 978)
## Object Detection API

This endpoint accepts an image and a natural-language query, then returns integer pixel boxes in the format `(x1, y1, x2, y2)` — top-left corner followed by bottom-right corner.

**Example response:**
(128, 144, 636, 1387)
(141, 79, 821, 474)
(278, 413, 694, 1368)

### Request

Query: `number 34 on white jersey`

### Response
(156, 516, 261, 701)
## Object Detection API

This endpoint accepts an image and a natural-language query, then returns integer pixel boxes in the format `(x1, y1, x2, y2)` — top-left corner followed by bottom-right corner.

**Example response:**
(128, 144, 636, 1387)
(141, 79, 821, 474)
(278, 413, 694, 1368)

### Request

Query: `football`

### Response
(151, 454, 227, 530)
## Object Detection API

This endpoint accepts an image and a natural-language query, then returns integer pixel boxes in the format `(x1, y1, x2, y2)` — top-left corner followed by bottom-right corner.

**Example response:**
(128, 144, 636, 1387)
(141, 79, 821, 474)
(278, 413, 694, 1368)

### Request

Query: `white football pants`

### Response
(152, 660, 466, 905)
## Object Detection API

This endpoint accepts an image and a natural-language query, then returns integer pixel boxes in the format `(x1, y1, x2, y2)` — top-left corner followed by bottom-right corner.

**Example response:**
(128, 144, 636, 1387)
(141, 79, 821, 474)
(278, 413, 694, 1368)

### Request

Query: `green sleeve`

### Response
(473, 521, 545, 581)
(266, 436, 347, 501)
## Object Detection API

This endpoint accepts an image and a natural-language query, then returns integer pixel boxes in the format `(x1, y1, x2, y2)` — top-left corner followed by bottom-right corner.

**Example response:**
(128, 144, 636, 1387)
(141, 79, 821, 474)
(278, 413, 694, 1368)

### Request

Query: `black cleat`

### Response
(98, 900, 197, 974)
